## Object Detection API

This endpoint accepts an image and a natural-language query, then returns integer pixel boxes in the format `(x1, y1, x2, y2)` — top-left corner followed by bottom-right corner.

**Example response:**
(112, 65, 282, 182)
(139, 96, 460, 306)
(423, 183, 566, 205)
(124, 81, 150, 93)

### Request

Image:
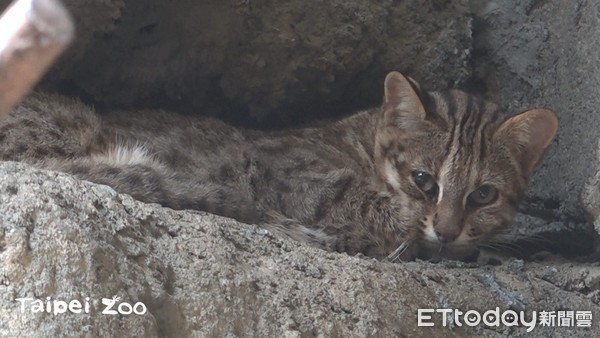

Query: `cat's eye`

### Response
(468, 185, 498, 206)
(412, 171, 438, 196)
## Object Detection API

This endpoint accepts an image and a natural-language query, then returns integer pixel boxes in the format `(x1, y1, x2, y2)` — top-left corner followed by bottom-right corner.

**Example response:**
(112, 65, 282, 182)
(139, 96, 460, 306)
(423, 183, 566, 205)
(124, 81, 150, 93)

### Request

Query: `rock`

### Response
(582, 141, 600, 235)
(1, 162, 600, 336)
(3, 0, 473, 125)
(470, 0, 600, 229)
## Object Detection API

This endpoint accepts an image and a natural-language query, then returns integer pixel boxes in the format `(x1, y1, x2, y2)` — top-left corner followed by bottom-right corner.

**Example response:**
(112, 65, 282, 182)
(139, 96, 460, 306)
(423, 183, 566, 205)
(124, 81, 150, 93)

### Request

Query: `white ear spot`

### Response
(396, 102, 413, 112)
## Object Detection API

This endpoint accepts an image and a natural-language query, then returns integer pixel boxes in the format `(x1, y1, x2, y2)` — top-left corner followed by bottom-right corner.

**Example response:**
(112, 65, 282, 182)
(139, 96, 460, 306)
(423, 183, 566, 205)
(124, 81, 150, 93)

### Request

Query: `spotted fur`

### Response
(0, 72, 558, 261)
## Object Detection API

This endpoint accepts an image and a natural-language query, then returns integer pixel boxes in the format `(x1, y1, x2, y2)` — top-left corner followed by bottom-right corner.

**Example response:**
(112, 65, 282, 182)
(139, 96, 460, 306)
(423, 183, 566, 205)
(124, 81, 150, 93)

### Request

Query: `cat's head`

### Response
(374, 71, 558, 260)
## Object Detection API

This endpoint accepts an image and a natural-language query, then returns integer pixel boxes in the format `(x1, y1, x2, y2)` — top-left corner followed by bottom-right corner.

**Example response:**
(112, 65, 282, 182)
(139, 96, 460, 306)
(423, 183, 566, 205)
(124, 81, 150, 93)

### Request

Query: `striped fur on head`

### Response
(375, 72, 558, 260)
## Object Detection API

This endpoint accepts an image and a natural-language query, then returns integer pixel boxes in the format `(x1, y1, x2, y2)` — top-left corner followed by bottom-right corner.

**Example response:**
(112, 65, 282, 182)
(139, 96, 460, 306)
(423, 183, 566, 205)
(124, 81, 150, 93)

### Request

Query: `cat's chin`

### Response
(416, 241, 479, 262)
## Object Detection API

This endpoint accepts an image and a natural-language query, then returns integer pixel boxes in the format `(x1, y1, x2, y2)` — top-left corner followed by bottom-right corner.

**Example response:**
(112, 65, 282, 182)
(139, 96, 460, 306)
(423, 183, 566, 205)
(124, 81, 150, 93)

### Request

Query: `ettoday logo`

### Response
(418, 308, 593, 332)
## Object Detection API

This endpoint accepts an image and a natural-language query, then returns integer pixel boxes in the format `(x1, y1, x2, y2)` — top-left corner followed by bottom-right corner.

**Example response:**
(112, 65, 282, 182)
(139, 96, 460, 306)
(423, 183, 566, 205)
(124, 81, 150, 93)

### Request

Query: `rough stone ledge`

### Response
(1, 161, 599, 337)
(583, 140, 600, 236)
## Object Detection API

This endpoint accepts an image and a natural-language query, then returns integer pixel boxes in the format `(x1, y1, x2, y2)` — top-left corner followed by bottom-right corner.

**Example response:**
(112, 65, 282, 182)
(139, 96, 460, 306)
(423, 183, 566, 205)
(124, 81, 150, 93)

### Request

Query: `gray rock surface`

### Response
(1, 162, 600, 337)
(470, 0, 600, 224)
(3, 0, 474, 124)
(583, 141, 600, 235)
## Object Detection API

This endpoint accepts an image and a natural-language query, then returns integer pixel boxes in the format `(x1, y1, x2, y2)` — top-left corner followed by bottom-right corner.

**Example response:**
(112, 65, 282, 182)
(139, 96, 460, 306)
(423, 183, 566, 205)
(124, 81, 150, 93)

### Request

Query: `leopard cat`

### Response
(0, 72, 558, 261)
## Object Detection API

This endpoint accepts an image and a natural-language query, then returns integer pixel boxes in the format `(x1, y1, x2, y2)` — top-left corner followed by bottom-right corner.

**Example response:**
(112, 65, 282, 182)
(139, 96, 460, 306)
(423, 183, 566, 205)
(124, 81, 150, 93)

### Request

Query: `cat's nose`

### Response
(434, 227, 459, 243)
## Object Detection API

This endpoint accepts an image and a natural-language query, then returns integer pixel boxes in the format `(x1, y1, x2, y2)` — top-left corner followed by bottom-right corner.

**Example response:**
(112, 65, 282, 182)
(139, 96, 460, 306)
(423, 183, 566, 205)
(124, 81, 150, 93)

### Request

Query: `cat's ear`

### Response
(384, 71, 426, 119)
(493, 108, 558, 177)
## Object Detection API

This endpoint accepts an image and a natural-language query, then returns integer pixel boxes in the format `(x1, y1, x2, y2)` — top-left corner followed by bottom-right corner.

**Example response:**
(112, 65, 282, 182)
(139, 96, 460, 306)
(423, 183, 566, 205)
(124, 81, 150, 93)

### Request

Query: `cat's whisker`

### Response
(386, 241, 411, 263)
(499, 233, 554, 246)
(478, 240, 528, 257)
(437, 244, 444, 255)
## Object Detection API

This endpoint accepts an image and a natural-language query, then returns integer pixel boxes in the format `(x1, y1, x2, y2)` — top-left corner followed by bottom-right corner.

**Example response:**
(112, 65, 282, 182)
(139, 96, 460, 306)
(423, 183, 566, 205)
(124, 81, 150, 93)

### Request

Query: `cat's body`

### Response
(0, 72, 558, 261)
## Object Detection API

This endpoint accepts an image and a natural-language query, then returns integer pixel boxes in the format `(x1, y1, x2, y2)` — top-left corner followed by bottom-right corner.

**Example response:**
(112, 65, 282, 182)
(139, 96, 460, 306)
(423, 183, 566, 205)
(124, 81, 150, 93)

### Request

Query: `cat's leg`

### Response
(259, 168, 422, 260)
(0, 93, 101, 162)
(261, 211, 346, 253)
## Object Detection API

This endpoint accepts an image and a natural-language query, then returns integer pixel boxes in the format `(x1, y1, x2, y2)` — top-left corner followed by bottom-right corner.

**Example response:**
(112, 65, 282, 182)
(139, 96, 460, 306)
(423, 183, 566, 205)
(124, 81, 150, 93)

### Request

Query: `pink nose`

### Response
(434, 227, 459, 243)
